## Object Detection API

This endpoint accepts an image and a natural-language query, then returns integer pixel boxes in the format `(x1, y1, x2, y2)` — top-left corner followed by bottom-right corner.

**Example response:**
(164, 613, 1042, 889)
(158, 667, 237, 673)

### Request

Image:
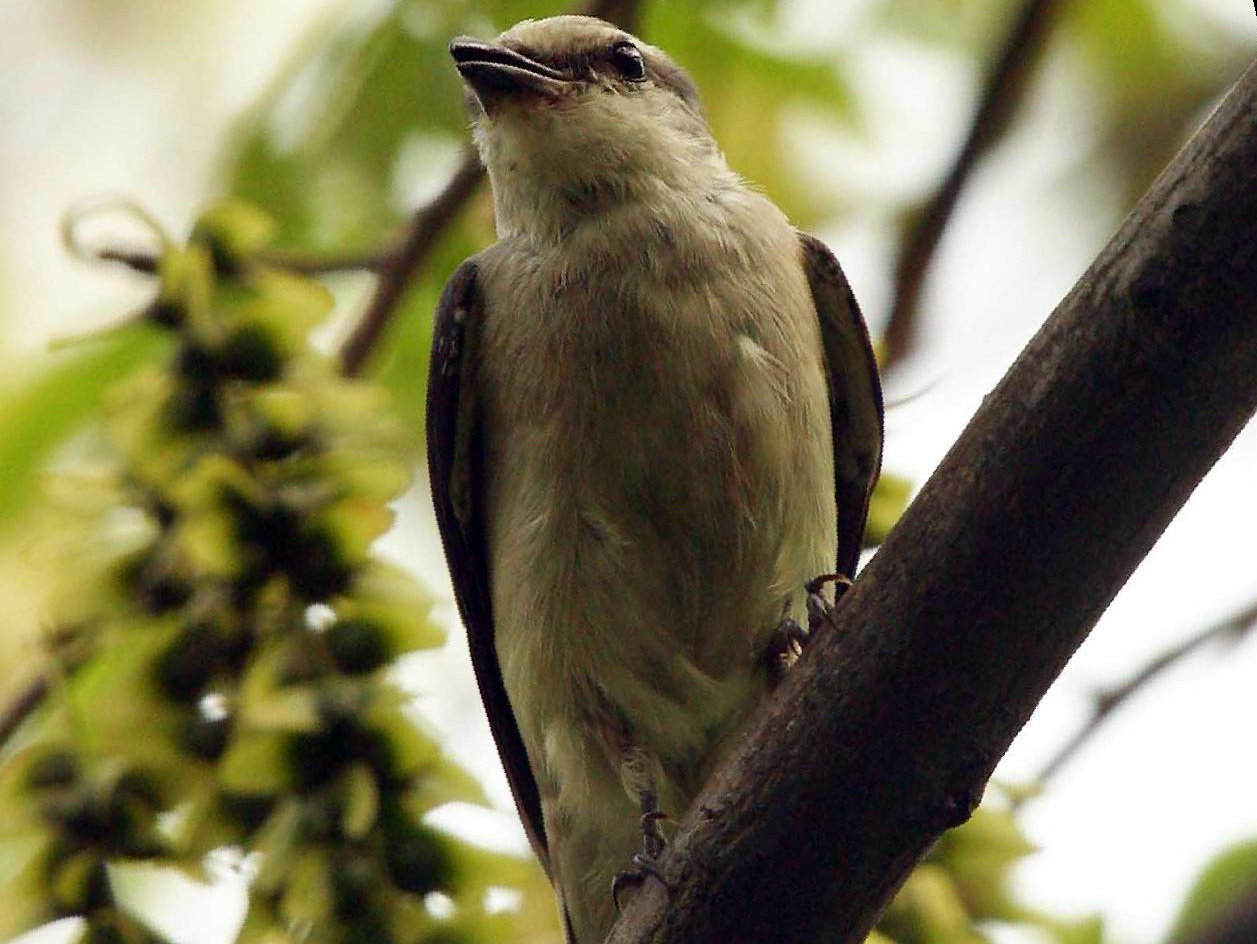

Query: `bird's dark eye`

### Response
(610, 41, 646, 81)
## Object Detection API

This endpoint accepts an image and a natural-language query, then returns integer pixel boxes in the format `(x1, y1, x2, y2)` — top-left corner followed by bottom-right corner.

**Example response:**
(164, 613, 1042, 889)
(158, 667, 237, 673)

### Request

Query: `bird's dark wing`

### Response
(798, 232, 885, 579)
(426, 260, 550, 875)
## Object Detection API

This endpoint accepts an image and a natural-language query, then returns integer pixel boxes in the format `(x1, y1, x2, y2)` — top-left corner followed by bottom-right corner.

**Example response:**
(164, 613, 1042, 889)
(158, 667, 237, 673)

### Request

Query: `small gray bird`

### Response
(428, 16, 882, 943)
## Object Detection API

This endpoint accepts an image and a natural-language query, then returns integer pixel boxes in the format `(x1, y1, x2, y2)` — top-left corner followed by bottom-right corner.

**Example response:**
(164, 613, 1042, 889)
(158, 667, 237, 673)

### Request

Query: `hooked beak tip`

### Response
(449, 36, 569, 102)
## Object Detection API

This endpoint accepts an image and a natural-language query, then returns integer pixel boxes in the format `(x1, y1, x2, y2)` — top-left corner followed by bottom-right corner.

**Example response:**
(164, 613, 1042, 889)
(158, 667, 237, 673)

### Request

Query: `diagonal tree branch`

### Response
(608, 57, 1257, 944)
(1034, 597, 1257, 788)
(883, 0, 1066, 370)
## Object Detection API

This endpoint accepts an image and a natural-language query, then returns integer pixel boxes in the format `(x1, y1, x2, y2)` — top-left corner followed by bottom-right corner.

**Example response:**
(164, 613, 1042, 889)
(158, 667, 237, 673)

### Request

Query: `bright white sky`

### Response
(2, 2, 1256, 943)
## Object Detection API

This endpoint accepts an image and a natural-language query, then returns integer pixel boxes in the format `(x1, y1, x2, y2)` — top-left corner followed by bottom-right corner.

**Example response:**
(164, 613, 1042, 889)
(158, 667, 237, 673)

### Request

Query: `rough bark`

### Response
(607, 58, 1257, 944)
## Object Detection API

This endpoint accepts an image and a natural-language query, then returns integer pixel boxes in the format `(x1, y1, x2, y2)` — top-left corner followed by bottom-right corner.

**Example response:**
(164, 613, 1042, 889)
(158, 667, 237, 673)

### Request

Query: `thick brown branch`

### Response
(1035, 598, 1257, 787)
(883, 0, 1064, 369)
(608, 58, 1257, 944)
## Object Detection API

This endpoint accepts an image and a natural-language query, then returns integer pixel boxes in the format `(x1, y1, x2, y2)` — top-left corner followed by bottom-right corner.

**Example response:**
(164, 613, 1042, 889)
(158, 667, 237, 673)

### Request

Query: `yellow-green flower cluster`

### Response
(0, 202, 520, 944)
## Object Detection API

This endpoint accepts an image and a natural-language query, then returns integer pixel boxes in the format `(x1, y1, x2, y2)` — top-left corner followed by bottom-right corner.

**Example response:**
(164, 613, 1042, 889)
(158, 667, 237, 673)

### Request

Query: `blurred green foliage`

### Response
(1, 0, 1254, 942)
(1066, 0, 1251, 204)
(873, 790, 1104, 944)
(0, 202, 526, 943)
(1165, 840, 1257, 944)
(0, 331, 168, 536)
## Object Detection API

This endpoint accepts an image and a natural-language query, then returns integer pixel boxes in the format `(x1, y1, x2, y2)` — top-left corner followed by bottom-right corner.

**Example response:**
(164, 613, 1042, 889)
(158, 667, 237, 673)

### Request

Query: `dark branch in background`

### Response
(0, 629, 91, 749)
(256, 248, 387, 274)
(608, 58, 1257, 944)
(338, 150, 484, 376)
(0, 676, 48, 749)
(882, 0, 1065, 370)
(92, 247, 160, 274)
(1033, 599, 1257, 789)
(74, 246, 385, 277)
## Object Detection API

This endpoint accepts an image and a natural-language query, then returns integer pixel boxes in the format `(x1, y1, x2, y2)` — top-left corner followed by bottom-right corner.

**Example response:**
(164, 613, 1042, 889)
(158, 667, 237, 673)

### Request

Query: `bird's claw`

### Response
(763, 615, 808, 674)
(763, 574, 854, 682)
(762, 613, 809, 683)
(640, 809, 668, 858)
(805, 572, 852, 634)
(612, 803, 671, 911)
(611, 853, 670, 912)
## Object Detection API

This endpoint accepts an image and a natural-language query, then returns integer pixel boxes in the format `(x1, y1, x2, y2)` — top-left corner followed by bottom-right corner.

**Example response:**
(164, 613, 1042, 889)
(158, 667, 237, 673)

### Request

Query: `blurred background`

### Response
(1, 0, 1256, 942)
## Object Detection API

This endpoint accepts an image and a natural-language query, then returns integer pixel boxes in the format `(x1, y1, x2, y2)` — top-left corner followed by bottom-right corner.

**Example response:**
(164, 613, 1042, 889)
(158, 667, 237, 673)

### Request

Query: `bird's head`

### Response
(451, 16, 724, 238)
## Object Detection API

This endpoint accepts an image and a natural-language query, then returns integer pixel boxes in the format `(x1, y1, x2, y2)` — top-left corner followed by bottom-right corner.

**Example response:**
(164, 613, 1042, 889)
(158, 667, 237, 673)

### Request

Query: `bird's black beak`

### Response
(450, 37, 571, 104)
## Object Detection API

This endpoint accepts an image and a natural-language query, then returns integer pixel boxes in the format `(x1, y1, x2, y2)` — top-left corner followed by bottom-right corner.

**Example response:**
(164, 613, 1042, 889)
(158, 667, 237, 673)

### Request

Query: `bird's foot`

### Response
(763, 614, 809, 681)
(804, 572, 853, 635)
(611, 810, 671, 911)
(763, 574, 855, 683)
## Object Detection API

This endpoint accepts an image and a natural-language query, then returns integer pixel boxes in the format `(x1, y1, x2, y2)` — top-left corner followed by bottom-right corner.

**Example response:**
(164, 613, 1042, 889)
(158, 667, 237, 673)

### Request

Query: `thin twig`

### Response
(0, 676, 49, 750)
(882, 0, 1066, 370)
(338, 149, 485, 376)
(1033, 598, 1257, 789)
(93, 247, 161, 274)
(255, 248, 388, 274)
(85, 245, 385, 277)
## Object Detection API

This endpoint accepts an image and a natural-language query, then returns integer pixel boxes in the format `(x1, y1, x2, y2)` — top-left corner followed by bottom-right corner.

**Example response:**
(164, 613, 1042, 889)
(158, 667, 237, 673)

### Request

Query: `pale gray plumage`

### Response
(428, 16, 882, 944)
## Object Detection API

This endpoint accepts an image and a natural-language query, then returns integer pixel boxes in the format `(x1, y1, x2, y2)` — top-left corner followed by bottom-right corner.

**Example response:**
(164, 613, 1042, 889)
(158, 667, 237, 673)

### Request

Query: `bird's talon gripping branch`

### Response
(611, 853, 671, 911)
(763, 614, 809, 683)
(764, 572, 856, 682)
(612, 798, 671, 910)
(641, 808, 668, 857)
(805, 572, 853, 634)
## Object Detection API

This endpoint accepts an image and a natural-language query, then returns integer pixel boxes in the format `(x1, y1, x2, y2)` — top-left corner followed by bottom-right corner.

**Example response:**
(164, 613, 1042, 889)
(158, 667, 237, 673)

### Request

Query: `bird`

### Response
(427, 15, 883, 943)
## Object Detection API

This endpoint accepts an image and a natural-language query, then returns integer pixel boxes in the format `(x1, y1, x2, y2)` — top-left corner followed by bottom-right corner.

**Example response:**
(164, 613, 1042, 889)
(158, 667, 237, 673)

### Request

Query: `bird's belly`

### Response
(485, 323, 833, 804)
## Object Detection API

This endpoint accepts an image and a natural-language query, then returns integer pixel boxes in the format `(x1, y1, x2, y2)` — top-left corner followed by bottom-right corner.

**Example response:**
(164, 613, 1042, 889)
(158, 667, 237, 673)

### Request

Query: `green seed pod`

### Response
(325, 619, 392, 675)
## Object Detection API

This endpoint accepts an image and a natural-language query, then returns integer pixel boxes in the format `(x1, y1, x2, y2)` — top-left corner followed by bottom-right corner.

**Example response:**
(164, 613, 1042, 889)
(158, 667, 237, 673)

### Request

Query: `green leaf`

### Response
(873, 0, 1023, 51)
(280, 849, 334, 924)
(0, 834, 53, 940)
(1066, 0, 1250, 205)
(641, 3, 857, 225)
(341, 763, 381, 839)
(0, 326, 166, 533)
(882, 863, 981, 944)
(1166, 839, 1257, 944)
(867, 471, 912, 545)
(218, 730, 292, 795)
(223, 3, 480, 253)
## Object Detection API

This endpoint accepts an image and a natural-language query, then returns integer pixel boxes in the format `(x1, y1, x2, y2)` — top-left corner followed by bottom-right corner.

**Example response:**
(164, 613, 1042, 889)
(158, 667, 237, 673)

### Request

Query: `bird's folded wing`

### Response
(798, 232, 885, 579)
(426, 259, 551, 875)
